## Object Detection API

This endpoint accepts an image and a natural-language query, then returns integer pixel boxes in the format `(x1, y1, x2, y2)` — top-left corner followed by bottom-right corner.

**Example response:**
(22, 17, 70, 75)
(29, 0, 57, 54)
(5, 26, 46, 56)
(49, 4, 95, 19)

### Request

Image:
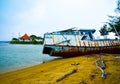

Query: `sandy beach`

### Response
(0, 54, 120, 84)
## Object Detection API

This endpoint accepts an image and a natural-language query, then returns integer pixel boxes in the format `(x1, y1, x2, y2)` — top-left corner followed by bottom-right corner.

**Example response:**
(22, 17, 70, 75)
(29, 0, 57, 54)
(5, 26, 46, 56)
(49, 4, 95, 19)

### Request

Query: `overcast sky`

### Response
(0, 0, 117, 40)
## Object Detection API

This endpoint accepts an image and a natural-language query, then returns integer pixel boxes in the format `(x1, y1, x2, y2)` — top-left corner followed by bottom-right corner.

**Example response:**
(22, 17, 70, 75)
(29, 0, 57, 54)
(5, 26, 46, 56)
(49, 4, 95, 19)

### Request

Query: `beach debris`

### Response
(54, 62, 79, 82)
(106, 72, 111, 76)
(114, 56, 120, 58)
(90, 74, 95, 80)
(95, 56, 106, 79)
(71, 62, 80, 71)
(114, 56, 120, 66)
(55, 69, 77, 82)
(89, 69, 98, 80)
(79, 79, 87, 84)
(116, 69, 120, 71)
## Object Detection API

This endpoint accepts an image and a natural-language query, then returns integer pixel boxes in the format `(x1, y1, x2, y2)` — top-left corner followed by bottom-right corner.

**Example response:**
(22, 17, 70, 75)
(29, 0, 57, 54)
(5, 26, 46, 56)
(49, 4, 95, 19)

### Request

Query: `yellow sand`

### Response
(0, 54, 120, 84)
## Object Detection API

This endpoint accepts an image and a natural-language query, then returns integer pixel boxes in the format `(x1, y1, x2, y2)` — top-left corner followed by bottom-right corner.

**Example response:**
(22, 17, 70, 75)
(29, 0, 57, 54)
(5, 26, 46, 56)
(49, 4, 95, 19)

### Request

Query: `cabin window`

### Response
(81, 32, 83, 35)
(88, 32, 93, 40)
(81, 35, 87, 40)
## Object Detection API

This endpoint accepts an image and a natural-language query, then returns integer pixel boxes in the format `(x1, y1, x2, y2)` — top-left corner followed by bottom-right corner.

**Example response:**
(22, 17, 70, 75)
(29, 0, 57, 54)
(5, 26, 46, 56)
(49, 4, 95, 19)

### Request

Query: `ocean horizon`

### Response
(0, 42, 57, 74)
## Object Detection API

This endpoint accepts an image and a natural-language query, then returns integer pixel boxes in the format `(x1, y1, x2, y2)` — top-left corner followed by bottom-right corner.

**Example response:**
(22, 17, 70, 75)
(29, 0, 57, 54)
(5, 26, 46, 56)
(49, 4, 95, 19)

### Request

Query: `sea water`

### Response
(0, 42, 56, 74)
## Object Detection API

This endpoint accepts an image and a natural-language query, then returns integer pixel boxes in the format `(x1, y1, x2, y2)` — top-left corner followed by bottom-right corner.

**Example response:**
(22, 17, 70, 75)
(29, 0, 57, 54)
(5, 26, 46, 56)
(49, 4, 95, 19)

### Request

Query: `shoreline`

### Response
(0, 61, 43, 74)
(0, 58, 57, 74)
(0, 54, 120, 84)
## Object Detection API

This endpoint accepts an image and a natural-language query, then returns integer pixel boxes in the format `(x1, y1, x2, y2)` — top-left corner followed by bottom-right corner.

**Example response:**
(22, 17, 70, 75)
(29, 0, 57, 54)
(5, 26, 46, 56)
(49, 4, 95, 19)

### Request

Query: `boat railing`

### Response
(44, 39, 120, 47)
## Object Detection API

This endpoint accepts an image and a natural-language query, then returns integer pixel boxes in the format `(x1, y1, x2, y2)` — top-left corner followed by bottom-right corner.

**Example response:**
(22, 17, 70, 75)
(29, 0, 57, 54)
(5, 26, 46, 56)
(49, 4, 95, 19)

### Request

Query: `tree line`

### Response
(10, 35, 44, 44)
(99, 0, 120, 39)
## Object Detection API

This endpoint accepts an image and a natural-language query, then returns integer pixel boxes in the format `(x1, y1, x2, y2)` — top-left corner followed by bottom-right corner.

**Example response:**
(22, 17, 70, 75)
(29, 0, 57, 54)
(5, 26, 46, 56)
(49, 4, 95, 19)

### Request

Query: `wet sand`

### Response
(0, 54, 120, 84)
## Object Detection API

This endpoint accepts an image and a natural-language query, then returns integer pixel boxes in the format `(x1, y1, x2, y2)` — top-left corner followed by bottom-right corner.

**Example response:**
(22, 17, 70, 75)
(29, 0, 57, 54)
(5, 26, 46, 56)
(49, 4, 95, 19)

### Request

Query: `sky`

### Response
(0, 0, 118, 41)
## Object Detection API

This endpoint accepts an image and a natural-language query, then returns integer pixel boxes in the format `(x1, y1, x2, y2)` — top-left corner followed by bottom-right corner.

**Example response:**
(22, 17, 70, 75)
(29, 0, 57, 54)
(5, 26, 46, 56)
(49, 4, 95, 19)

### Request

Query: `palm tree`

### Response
(115, 0, 120, 13)
(107, 16, 120, 39)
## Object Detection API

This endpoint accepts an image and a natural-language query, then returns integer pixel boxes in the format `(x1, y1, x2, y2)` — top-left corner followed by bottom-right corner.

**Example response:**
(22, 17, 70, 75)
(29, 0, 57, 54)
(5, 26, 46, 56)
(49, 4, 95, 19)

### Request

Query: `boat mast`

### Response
(112, 23, 120, 39)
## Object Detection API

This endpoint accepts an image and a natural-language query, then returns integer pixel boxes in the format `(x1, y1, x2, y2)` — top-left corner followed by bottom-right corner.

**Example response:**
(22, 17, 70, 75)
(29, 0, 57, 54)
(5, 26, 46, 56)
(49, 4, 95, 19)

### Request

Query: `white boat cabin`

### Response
(43, 28, 96, 46)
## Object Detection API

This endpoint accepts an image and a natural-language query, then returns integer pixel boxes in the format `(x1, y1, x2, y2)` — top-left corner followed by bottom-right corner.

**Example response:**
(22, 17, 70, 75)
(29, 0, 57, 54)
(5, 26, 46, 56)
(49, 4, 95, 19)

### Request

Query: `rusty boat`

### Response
(42, 28, 120, 57)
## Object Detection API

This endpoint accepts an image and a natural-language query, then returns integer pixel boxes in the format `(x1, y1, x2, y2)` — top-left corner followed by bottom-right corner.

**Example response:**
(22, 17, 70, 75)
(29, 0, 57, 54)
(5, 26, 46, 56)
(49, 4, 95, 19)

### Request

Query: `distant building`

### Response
(10, 33, 43, 44)
(19, 33, 31, 42)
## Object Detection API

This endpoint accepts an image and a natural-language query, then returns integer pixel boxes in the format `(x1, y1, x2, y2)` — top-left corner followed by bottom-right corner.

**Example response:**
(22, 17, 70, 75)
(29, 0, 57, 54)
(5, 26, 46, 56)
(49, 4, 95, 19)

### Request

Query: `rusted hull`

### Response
(43, 45, 120, 57)
(43, 28, 120, 57)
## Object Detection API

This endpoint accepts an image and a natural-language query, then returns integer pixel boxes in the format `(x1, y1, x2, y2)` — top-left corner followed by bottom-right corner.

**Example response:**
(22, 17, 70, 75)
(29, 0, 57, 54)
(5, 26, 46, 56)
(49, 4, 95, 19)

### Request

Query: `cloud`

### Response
(0, 0, 117, 40)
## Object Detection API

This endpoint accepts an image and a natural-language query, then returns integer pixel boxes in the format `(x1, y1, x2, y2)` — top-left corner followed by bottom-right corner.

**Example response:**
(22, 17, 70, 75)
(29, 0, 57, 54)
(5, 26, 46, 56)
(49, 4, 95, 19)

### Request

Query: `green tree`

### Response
(107, 0, 120, 39)
(36, 36, 43, 40)
(30, 35, 37, 41)
(30, 35, 37, 39)
(115, 0, 120, 13)
(107, 16, 120, 36)
(10, 38, 19, 44)
(12, 38, 19, 41)
(99, 24, 109, 39)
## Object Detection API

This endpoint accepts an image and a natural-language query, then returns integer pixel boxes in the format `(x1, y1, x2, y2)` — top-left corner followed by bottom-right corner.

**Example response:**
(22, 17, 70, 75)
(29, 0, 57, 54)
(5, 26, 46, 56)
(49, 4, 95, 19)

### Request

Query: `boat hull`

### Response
(43, 45, 120, 57)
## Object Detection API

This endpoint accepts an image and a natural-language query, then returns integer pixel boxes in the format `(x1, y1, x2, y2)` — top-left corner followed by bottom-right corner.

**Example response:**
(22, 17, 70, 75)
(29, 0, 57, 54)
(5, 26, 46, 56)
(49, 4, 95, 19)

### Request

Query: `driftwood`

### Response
(55, 62, 79, 82)
(95, 57, 106, 78)
(55, 69, 77, 82)
(115, 56, 120, 58)
(71, 62, 80, 71)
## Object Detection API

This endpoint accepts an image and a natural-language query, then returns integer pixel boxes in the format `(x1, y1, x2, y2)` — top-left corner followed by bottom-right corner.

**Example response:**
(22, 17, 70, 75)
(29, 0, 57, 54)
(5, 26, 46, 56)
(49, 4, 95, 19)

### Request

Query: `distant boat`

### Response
(42, 28, 120, 57)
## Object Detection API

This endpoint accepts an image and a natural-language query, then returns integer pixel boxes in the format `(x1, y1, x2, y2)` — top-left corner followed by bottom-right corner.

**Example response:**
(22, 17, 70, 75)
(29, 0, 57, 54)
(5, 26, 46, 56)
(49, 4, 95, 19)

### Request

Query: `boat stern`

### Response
(42, 46, 54, 56)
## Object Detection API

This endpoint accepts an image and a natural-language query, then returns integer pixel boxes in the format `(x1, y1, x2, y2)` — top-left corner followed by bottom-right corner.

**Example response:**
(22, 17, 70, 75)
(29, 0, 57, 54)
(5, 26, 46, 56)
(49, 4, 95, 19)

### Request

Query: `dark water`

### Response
(0, 42, 56, 74)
